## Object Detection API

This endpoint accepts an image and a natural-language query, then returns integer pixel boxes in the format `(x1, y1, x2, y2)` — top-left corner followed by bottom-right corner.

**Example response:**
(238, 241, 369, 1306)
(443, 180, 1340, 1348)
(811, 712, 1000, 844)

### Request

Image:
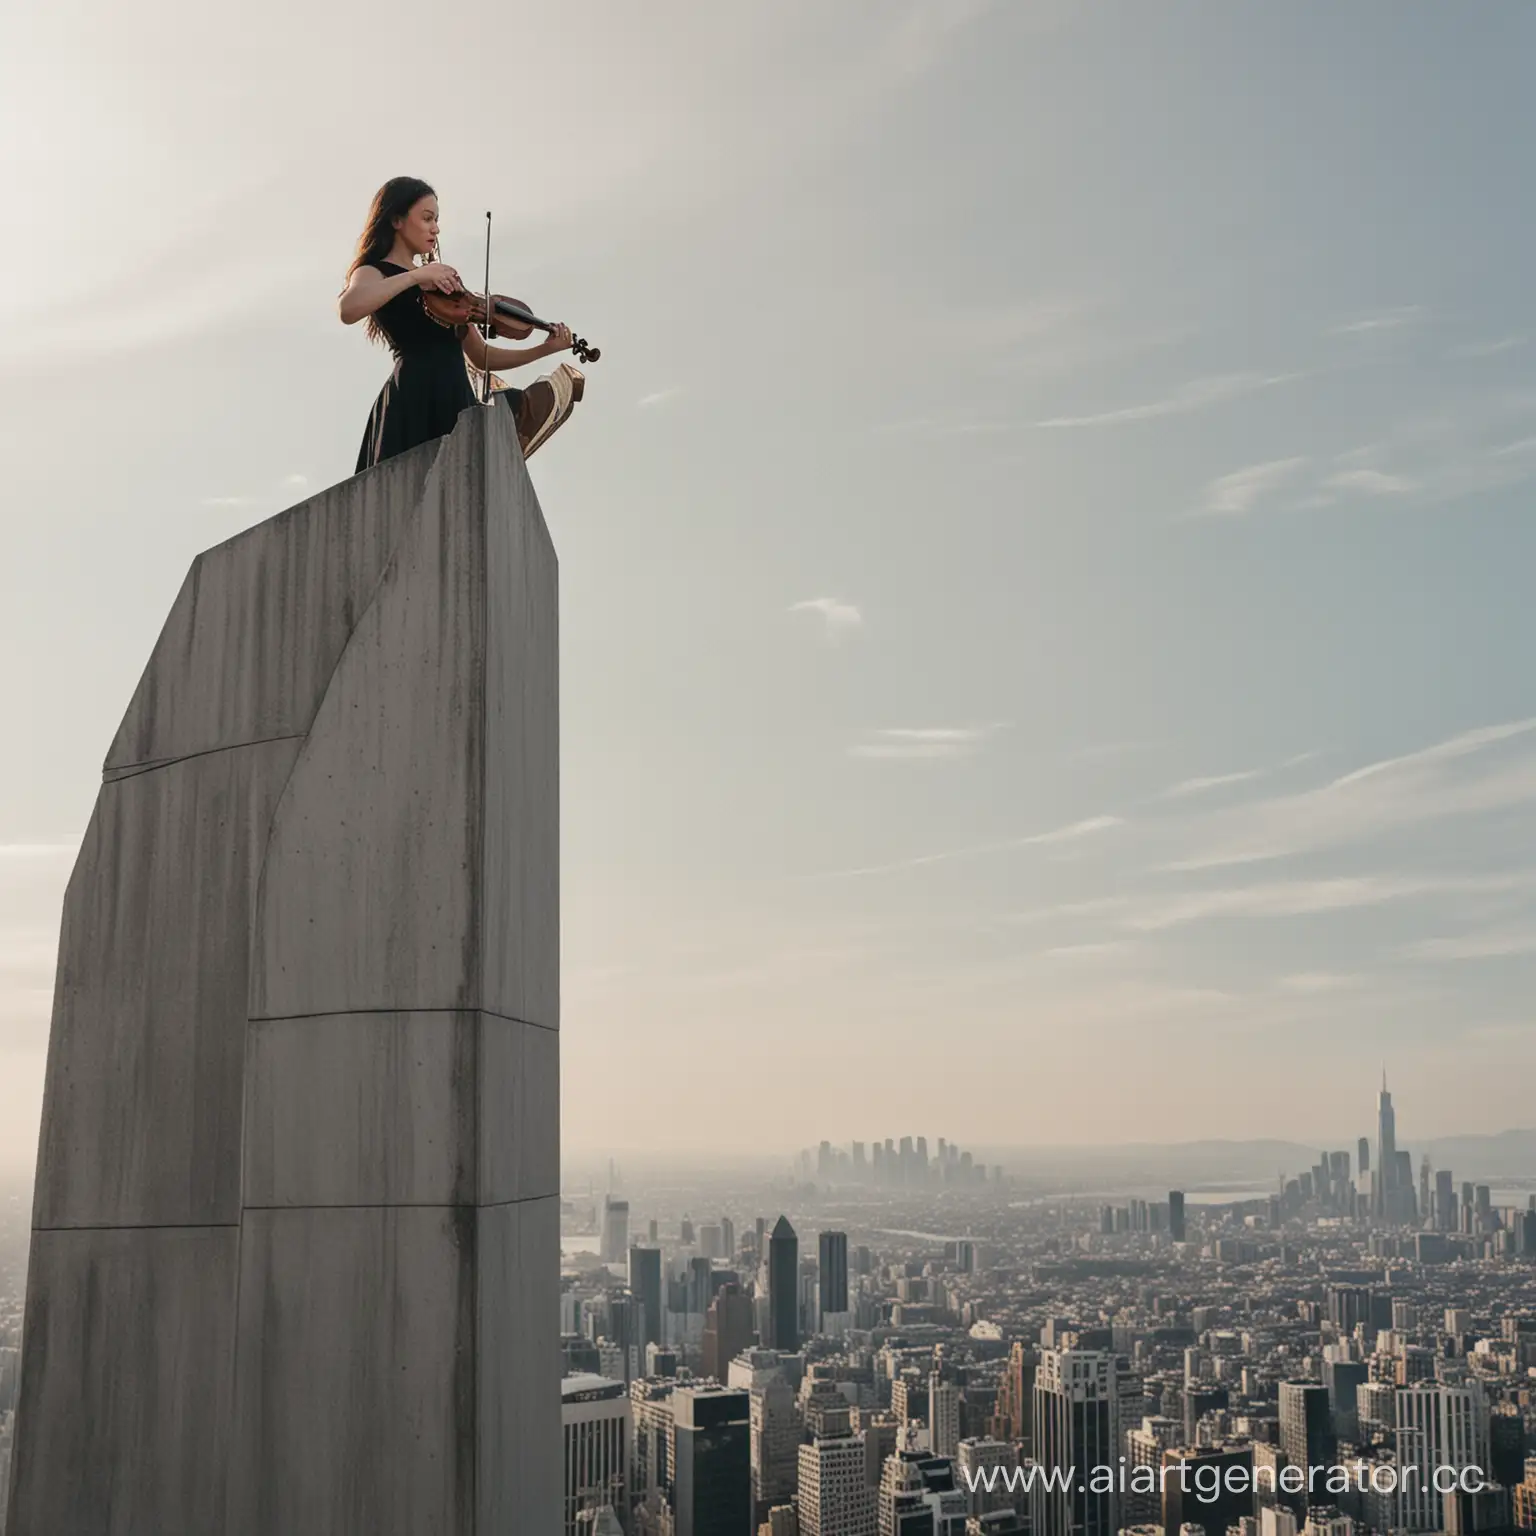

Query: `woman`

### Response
(340, 177, 580, 472)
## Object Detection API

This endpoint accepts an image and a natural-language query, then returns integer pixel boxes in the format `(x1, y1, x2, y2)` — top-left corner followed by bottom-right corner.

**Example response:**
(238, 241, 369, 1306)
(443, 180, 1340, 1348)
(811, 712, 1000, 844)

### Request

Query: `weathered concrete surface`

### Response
(242, 1011, 558, 1207)
(35, 737, 302, 1230)
(6, 1226, 237, 1536)
(7, 402, 560, 1535)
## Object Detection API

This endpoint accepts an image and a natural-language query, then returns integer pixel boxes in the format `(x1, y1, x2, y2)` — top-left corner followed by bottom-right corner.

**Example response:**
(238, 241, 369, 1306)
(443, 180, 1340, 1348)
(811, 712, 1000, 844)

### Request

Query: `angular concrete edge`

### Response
(248, 413, 485, 1019)
(105, 444, 441, 772)
(34, 735, 304, 1230)
(243, 1011, 558, 1208)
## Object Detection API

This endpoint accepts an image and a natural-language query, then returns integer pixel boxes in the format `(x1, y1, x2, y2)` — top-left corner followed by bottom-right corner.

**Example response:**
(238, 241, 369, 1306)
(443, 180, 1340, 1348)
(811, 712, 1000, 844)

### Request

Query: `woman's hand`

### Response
(545, 322, 573, 352)
(415, 262, 462, 294)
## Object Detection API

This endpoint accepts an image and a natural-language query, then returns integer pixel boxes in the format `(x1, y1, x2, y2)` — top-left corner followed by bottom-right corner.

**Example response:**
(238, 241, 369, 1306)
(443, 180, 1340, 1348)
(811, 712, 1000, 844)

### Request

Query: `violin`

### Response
(420, 270, 601, 364)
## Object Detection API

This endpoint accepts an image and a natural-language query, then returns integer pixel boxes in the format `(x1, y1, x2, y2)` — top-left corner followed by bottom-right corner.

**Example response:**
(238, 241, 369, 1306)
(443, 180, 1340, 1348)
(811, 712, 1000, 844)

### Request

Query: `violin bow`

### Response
(480, 211, 492, 405)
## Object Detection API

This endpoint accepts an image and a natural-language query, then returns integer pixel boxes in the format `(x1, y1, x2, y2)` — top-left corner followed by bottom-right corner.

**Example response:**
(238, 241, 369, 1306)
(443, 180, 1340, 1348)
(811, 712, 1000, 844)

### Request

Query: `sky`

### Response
(4, 0, 1536, 1174)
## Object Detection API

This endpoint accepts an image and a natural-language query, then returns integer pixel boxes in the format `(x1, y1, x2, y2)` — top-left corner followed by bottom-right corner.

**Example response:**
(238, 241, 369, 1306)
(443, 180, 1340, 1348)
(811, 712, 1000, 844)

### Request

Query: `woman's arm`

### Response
(461, 322, 573, 373)
(338, 261, 460, 325)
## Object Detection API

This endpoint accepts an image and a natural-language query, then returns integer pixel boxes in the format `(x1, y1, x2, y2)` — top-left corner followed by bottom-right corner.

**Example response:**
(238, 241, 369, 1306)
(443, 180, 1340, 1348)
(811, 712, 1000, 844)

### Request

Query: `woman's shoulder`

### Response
(357, 259, 407, 277)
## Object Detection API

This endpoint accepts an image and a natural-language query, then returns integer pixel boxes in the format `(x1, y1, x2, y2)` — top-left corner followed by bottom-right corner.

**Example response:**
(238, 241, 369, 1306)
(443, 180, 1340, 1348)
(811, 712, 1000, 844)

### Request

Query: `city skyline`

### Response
(544, 1115, 1536, 1536)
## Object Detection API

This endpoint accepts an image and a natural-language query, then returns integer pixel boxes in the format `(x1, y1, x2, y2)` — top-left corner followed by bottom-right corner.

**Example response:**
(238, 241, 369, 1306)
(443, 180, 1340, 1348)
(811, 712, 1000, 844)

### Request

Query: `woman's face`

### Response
(394, 196, 440, 258)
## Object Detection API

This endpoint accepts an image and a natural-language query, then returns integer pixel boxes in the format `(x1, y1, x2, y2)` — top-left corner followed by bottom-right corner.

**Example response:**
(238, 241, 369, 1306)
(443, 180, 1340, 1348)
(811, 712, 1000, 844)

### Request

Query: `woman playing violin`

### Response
(340, 176, 578, 472)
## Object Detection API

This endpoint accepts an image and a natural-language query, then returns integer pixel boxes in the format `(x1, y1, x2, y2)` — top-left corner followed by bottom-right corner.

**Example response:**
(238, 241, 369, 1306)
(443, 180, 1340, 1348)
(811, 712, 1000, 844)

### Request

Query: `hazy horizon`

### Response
(7, 1, 1536, 1176)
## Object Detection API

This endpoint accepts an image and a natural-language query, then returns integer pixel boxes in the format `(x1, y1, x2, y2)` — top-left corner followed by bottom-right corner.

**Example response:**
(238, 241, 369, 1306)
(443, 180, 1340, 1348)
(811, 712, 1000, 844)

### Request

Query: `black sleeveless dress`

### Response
(355, 261, 484, 472)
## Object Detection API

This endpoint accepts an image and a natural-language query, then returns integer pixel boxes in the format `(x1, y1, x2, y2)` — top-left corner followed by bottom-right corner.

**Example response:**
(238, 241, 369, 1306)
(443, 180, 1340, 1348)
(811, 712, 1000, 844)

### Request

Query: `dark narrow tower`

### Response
(1168, 1191, 1186, 1244)
(766, 1216, 799, 1351)
(1375, 1073, 1397, 1217)
(818, 1230, 849, 1326)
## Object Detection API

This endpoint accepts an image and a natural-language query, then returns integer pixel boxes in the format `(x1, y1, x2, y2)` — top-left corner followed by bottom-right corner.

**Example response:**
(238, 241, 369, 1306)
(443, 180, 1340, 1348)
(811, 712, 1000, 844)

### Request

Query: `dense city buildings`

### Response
(561, 1086, 1535, 1536)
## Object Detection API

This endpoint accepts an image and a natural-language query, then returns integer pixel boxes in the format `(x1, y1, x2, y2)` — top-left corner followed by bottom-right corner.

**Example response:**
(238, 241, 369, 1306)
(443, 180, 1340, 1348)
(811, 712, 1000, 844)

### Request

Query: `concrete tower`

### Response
(5, 402, 560, 1534)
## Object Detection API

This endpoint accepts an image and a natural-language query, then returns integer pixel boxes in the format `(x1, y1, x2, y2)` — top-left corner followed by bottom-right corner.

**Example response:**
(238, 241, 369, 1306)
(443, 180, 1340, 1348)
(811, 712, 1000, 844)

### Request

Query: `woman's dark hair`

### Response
(347, 177, 436, 344)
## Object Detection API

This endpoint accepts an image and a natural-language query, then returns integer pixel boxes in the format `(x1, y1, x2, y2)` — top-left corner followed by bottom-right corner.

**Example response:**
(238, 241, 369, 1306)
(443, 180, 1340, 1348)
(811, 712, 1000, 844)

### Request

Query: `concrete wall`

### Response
(6, 402, 560, 1535)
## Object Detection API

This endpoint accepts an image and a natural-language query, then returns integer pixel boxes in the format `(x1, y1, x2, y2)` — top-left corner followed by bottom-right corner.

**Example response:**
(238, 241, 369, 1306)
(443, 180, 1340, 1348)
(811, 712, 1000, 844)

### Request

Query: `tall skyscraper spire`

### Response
(1375, 1074, 1398, 1219)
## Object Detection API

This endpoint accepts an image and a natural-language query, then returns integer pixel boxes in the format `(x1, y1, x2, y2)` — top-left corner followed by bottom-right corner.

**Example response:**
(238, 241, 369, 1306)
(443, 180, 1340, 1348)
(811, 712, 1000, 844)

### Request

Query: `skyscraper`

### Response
(563, 1374, 632, 1536)
(929, 1373, 961, 1459)
(674, 1384, 752, 1536)
(1323, 1359, 1369, 1440)
(602, 1197, 631, 1263)
(798, 1436, 877, 1536)
(703, 1284, 755, 1385)
(819, 1230, 849, 1328)
(687, 1255, 717, 1317)
(993, 1342, 1034, 1448)
(1395, 1382, 1490, 1532)
(750, 1376, 802, 1523)
(1034, 1350, 1119, 1536)
(1162, 1445, 1254, 1536)
(1278, 1382, 1335, 1510)
(766, 1216, 799, 1352)
(630, 1246, 664, 1349)
(1435, 1170, 1456, 1231)
(631, 1379, 678, 1508)
(1168, 1191, 1187, 1244)
(1374, 1077, 1396, 1219)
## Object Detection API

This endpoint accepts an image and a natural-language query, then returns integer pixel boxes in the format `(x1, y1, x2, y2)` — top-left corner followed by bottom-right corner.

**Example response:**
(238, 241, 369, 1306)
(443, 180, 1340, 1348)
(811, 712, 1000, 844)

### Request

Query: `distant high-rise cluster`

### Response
(1269, 1076, 1536, 1257)
(805, 1137, 1000, 1187)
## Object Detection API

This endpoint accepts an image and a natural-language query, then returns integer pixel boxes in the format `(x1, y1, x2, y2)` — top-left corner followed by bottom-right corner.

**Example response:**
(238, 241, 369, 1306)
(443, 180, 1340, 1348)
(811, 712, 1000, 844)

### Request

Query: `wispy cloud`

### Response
(1193, 457, 1308, 519)
(1329, 306, 1426, 336)
(1323, 467, 1418, 497)
(1161, 768, 1268, 799)
(789, 597, 863, 639)
(1452, 333, 1528, 360)
(1403, 925, 1536, 962)
(809, 813, 1123, 880)
(1025, 814, 1123, 847)
(1277, 971, 1367, 995)
(1172, 718, 1536, 869)
(1037, 371, 1299, 429)
(1041, 939, 1140, 962)
(849, 724, 1006, 761)
(871, 417, 1012, 437)
(999, 896, 1132, 928)
(1128, 872, 1532, 932)
(1191, 398, 1536, 524)
(1157, 751, 1317, 801)
(638, 387, 681, 408)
